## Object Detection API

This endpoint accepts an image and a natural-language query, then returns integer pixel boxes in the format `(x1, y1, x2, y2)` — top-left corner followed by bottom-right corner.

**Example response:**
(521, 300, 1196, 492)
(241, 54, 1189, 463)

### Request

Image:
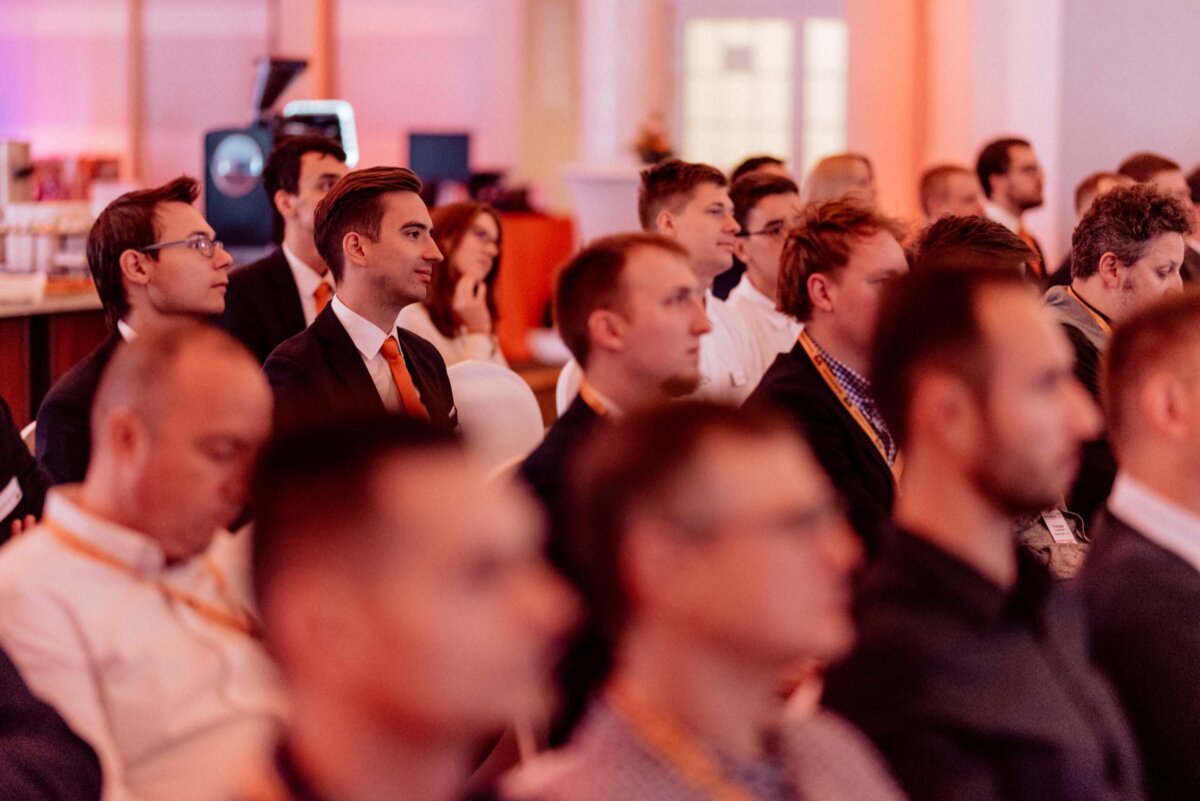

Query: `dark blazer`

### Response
(743, 344, 894, 554)
(35, 330, 122, 486)
(263, 304, 457, 433)
(1060, 324, 1116, 524)
(0, 645, 102, 800)
(0, 397, 47, 539)
(219, 248, 307, 364)
(1080, 509, 1200, 801)
(824, 529, 1144, 801)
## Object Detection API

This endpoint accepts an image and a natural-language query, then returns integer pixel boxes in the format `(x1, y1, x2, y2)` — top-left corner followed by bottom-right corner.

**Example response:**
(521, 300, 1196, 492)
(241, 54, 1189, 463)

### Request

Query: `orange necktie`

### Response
(1018, 228, 1044, 279)
(314, 283, 333, 315)
(380, 336, 429, 420)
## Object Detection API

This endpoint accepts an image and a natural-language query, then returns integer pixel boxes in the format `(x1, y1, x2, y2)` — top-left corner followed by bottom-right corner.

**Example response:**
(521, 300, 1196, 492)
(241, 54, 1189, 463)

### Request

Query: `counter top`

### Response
(0, 288, 102, 319)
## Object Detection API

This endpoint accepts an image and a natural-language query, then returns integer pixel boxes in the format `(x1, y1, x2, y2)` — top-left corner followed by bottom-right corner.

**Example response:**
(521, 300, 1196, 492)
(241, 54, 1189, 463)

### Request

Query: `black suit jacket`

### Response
(263, 304, 457, 433)
(0, 397, 47, 539)
(1060, 324, 1116, 524)
(220, 249, 307, 364)
(35, 330, 122, 486)
(743, 344, 894, 554)
(1080, 509, 1200, 801)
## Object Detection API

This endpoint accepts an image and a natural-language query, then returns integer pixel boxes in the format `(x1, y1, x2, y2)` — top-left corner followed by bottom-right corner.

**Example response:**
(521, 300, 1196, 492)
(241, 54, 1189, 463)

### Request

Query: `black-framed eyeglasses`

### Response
(736, 219, 795, 239)
(139, 233, 225, 259)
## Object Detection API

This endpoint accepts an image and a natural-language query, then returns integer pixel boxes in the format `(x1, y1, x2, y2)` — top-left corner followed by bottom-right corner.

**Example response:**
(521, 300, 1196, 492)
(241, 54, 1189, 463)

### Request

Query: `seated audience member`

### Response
(1079, 290, 1200, 801)
(397, 202, 509, 367)
(1186, 165, 1200, 265)
(220, 135, 349, 363)
(242, 416, 575, 801)
(0, 324, 285, 801)
(802, 152, 877, 207)
(743, 198, 908, 554)
(918, 164, 985, 224)
(728, 171, 804, 357)
(0, 644, 102, 801)
(976, 137, 1046, 280)
(1044, 183, 1191, 522)
(506, 403, 905, 801)
(264, 167, 458, 432)
(1045, 171, 1135, 288)
(912, 214, 1032, 274)
(36, 176, 233, 485)
(1, 395, 47, 539)
(824, 267, 1143, 801)
(713, 155, 791, 298)
(1118, 152, 1198, 281)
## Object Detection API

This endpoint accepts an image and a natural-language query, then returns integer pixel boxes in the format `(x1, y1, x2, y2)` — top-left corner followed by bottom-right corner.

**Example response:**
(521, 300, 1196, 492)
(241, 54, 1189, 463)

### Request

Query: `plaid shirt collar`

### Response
(809, 337, 898, 465)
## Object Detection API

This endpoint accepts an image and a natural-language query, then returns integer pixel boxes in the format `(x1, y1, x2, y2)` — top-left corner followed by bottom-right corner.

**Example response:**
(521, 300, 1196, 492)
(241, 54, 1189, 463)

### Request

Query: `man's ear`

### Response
(911, 371, 980, 457)
(119, 248, 151, 287)
(586, 309, 625, 354)
(1097, 251, 1123, 288)
(807, 271, 835, 314)
(655, 208, 678, 236)
(274, 189, 296, 219)
(342, 231, 368, 269)
(733, 236, 751, 264)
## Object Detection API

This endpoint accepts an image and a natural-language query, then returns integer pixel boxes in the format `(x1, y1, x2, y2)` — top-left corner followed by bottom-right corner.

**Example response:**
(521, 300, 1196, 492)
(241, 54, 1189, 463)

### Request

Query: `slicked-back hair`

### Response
(87, 176, 199, 327)
(730, 172, 800, 230)
(638, 158, 727, 231)
(871, 267, 1031, 449)
(1070, 183, 1193, 279)
(777, 197, 906, 322)
(912, 215, 1032, 274)
(553, 232, 689, 368)
(975, 137, 1030, 199)
(251, 415, 457, 617)
(314, 166, 422, 283)
(918, 164, 975, 216)
(423, 202, 502, 339)
(1104, 288, 1200, 450)
(730, 155, 785, 183)
(1117, 152, 1181, 184)
(263, 135, 347, 243)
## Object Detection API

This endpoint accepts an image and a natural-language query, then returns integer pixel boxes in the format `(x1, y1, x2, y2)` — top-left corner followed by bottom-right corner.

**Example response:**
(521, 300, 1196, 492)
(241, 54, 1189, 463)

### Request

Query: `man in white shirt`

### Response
(1079, 289, 1200, 801)
(976, 137, 1047, 281)
(0, 323, 285, 801)
(222, 135, 350, 363)
(728, 171, 804, 361)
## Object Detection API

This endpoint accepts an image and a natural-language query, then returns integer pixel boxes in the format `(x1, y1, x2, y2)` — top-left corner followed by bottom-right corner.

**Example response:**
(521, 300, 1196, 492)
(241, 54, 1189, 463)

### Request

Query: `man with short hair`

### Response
(221, 135, 349, 362)
(1186, 165, 1200, 262)
(243, 416, 576, 801)
(263, 166, 457, 432)
(0, 323, 285, 801)
(824, 267, 1143, 801)
(728, 171, 804, 357)
(1078, 290, 1200, 801)
(743, 198, 908, 553)
(1044, 171, 1136, 288)
(1044, 183, 1191, 520)
(976, 137, 1046, 280)
(1118, 152, 1198, 281)
(36, 176, 233, 485)
(912, 214, 1033, 274)
(918, 163, 984, 224)
(730, 154, 790, 184)
(506, 403, 904, 801)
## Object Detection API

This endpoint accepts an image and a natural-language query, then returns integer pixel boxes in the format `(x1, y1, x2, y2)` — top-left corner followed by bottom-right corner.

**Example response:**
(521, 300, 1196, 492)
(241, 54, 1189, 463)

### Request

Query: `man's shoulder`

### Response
(39, 334, 120, 418)
(520, 401, 600, 485)
(1081, 511, 1200, 606)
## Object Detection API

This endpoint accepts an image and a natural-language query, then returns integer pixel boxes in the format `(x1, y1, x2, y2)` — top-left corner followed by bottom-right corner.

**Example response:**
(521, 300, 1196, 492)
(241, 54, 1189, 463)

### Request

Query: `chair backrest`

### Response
(447, 361, 545, 474)
(19, 421, 35, 457)
(555, 358, 582, 416)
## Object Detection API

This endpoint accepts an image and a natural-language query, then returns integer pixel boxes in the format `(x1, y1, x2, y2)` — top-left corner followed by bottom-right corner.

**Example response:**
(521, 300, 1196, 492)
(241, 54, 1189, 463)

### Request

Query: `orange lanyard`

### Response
(1064, 286, 1113, 336)
(42, 518, 262, 640)
(607, 685, 761, 801)
(578, 378, 611, 418)
(797, 331, 902, 484)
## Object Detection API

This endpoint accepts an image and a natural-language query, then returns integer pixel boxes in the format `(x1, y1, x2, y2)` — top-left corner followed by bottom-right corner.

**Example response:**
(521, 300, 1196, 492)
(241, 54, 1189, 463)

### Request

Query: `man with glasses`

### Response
(37, 176, 234, 485)
(976, 137, 1047, 282)
(728, 171, 804, 359)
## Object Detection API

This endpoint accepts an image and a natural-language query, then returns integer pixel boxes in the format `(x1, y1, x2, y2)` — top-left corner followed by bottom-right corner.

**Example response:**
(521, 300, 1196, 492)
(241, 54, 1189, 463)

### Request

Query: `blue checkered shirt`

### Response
(811, 339, 898, 465)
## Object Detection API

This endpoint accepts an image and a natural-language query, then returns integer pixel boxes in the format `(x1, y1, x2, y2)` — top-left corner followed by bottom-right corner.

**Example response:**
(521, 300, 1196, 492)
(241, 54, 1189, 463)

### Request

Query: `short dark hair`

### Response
(975, 137, 1030, 199)
(1070, 183, 1193, 279)
(553, 232, 689, 368)
(777, 197, 906, 322)
(730, 155, 785, 183)
(1187, 165, 1200, 204)
(251, 415, 457, 617)
(912, 215, 1032, 273)
(1117, 152, 1181, 184)
(729, 172, 800, 231)
(86, 176, 199, 327)
(871, 267, 1030, 449)
(638, 158, 727, 231)
(1104, 288, 1200, 448)
(918, 164, 974, 216)
(313, 166, 422, 283)
(263, 135, 347, 243)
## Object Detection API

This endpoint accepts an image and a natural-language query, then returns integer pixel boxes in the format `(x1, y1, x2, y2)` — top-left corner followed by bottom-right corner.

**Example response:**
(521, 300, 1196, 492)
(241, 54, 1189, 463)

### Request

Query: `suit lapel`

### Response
(311, 307, 388, 415)
(266, 250, 307, 336)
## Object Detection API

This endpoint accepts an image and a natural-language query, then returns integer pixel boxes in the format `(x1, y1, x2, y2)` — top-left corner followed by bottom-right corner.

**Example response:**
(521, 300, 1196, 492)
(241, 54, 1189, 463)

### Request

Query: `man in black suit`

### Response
(1079, 290, 1200, 801)
(976, 137, 1047, 282)
(824, 267, 1143, 801)
(264, 167, 457, 432)
(743, 197, 908, 554)
(36, 176, 234, 485)
(221, 135, 348, 362)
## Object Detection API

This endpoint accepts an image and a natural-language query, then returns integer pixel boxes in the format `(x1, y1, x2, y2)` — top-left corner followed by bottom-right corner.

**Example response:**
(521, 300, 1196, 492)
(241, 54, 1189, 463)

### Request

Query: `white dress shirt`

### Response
(331, 295, 403, 412)
(116, 319, 137, 341)
(984, 200, 1022, 234)
(1108, 471, 1200, 574)
(726, 274, 803, 363)
(282, 243, 335, 326)
(396, 302, 509, 368)
(0, 488, 285, 801)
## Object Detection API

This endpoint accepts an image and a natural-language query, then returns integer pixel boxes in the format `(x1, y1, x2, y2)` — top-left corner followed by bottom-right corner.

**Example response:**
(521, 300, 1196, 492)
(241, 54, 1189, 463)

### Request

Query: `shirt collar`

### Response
(1108, 471, 1200, 574)
(809, 334, 872, 398)
(281, 242, 334, 298)
(116, 319, 137, 342)
(985, 201, 1021, 234)
(41, 486, 168, 576)
(730, 274, 778, 314)
(331, 296, 390, 360)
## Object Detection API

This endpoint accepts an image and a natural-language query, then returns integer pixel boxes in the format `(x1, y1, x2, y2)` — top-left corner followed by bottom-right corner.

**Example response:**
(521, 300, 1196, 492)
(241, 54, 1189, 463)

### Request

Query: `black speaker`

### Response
(204, 126, 273, 247)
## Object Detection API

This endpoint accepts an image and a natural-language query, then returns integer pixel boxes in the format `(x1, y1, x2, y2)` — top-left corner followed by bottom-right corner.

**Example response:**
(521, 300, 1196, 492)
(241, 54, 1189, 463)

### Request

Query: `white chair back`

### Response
(447, 361, 545, 475)
(555, 359, 582, 416)
(20, 421, 35, 457)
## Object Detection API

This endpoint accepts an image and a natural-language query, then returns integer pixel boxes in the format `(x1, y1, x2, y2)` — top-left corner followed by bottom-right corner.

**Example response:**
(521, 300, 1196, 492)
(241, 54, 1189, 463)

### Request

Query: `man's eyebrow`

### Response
(400, 221, 430, 231)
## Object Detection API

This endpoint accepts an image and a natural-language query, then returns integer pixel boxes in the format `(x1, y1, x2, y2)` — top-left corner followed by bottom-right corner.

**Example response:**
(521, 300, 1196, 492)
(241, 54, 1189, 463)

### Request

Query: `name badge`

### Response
(1041, 509, 1076, 544)
(0, 477, 23, 521)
